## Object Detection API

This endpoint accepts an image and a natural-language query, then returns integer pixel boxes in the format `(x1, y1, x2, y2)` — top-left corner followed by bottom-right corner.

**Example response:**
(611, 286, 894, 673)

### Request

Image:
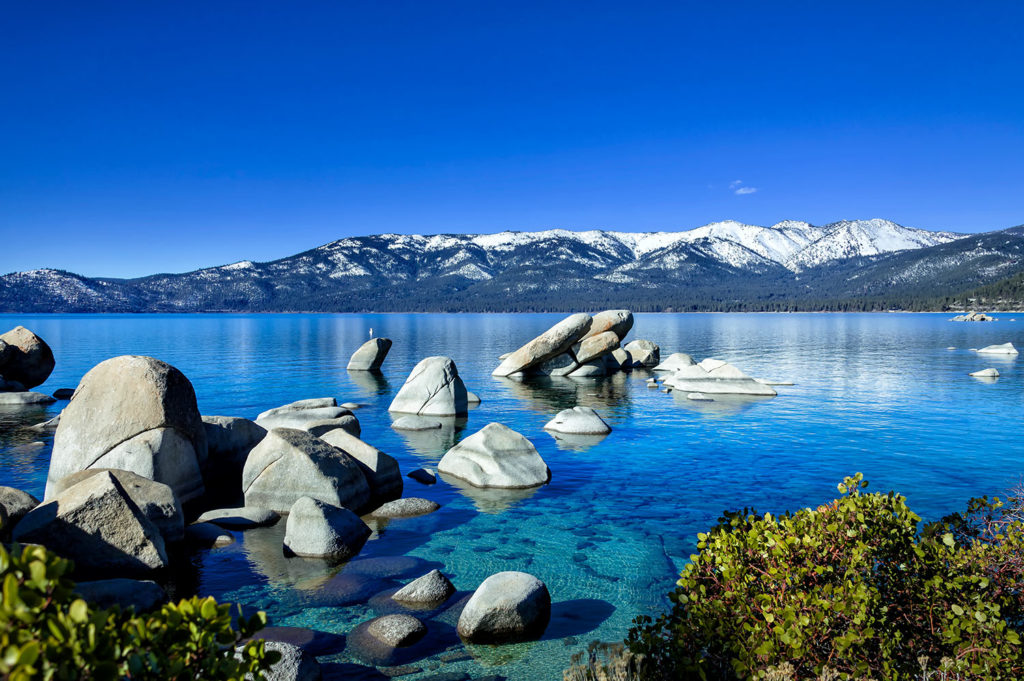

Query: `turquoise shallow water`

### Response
(2, 312, 1023, 680)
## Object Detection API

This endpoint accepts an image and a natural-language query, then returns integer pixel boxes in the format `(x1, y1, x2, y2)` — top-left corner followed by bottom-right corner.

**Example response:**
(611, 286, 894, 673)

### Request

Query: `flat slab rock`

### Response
(197, 506, 280, 529)
(0, 391, 56, 405)
(369, 497, 441, 518)
(391, 415, 443, 431)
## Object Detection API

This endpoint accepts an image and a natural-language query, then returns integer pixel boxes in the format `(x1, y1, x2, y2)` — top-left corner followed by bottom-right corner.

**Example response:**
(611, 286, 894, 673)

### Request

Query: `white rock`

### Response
(623, 339, 660, 367)
(392, 569, 455, 606)
(653, 353, 696, 372)
(457, 571, 551, 643)
(687, 392, 714, 401)
(438, 423, 550, 489)
(969, 368, 1000, 377)
(543, 406, 611, 435)
(347, 338, 392, 371)
(391, 415, 443, 431)
(977, 342, 1019, 355)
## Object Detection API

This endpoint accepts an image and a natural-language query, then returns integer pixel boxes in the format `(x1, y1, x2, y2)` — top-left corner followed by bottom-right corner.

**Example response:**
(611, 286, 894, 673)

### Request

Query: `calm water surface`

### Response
(1, 312, 1022, 680)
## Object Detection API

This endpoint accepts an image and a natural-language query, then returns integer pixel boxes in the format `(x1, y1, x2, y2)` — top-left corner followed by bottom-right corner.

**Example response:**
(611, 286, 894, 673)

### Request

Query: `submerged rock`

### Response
(389, 356, 470, 416)
(242, 428, 371, 513)
(197, 506, 280, 529)
(492, 313, 593, 377)
(391, 415, 443, 431)
(0, 391, 56, 405)
(438, 423, 550, 489)
(457, 571, 551, 643)
(407, 468, 437, 485)
(543, 406, 611, 435)
(185, 521, 235, 548)
(368, 497, 440, 518)
(0, 326, 55, 389)
(241, 641, 321, 681)
(367, 614, 427, 647)
(45, 355, 207, 504)
(664, 361, 777, 397)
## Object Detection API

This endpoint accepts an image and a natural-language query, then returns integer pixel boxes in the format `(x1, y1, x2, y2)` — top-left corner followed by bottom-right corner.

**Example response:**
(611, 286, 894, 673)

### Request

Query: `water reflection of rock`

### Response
(391, 415, 467, 462)
(494, 373, 632, 415)
(347, 370, 391, 396)
(670, 391, 774, 415)
(439, 472, 542, 514)
(242, 523, 344, 590)
(547, 431, 609, 451)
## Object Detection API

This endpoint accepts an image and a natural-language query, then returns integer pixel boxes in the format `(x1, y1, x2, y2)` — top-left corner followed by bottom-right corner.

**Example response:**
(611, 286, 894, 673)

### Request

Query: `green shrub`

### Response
(625, 474, 1024, 680)
(0, 540, 280, 680)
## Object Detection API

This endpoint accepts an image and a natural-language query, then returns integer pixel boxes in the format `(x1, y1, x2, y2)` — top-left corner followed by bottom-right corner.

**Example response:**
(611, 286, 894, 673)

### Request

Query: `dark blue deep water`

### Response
(2, 312, 1022, 680)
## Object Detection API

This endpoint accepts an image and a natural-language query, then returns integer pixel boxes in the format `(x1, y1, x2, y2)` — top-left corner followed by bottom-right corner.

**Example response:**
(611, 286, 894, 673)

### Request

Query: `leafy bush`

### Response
(625, 474, 1024, 680)
(0, 540, 280, 680)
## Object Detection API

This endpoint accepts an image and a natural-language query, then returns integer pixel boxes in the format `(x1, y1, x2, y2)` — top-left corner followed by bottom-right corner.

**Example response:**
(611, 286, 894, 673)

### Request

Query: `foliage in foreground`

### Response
(0, 540, 280, 680)
(613, 474, 1024, 680)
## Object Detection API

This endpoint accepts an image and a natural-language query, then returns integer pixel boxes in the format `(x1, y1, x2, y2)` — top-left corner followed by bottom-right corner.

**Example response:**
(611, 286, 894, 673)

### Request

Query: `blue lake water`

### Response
(1, 312, 1022, 680)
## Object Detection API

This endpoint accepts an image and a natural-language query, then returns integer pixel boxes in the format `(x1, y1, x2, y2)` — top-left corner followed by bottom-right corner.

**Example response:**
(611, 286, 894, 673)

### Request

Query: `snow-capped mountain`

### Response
(4, 218, 1019, 313)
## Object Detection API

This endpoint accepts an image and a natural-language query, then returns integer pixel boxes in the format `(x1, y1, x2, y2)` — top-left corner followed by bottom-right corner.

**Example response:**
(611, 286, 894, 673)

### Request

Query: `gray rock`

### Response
(27, 414, 61, 431)
(572, 331, 620, 365)
(407, 468, 436, 485)
(369, 498, 440, 518)
(294, 415, 361, 439)
(456, 571, 551, 643)
(466, 391, 481, 405)
(533, 352, 579, 377)
(185, 521, 235, 547)
(0, 486, 39, 540)
(606, 347, 632, 371)
(52, 388, 75, 400)
(977, 342, 1019, 355)
(391, 415, 443, 431)
(74, 578, 166, 612)
(653, 352, 697, 372)
(687, 392, 714, 401)
(367, 614, 426, 647)
(543, 406, 611, 435)
(0, 391, 56, 405)
(202, 415, 267, 505)
(14, 471, 168, 576)
(340, 402, 362, 410)
(50, 468, 184, 543)
(970, 368, 1000, 377)
(240, 641, 321, 681)
(438, 423, 550, 489)
(197, 506, 280, 529)
(568, 358, 607, 378)
(319, 429, 402, 506)
(663, 363, 777, 397)
(256, 406, 354, 431)
(284, 496, 370, 559)
(45, 355, 207, 504)
(492, 313, 593, 377)
(243, 428, 371, 513)
(581, 310, 633, 342)
(392, 569, 455, 607)
(388, 357, 469, 416)
(623, 339, 660, 367)
(347, 338, 393, 371)
(0, 326, 55, 389)
(257, 398, 337, 420)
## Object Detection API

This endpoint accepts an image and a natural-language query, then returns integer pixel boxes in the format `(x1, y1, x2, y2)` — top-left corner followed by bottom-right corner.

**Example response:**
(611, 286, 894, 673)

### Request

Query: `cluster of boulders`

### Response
(492, 310, 660, 379)
(0, 326, 60, 405)
(652, 353, 780, 399)
(951, 312, 995, 322)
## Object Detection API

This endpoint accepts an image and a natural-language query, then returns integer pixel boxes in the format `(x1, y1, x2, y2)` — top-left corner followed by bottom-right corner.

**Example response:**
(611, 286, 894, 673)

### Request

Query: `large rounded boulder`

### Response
(242, 428, 371, 513)
(388, 356, 469, 416)
(283, 496, 371, 559)
(543, 406, 611, 435)
(45, 356, 207, 504)
(0, 326, 55, 390)
(457, 571, 551, 643)
(438, 423, 550, 489)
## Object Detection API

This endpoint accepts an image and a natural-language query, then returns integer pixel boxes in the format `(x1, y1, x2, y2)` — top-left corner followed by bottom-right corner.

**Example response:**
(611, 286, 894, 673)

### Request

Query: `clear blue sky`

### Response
(2, 1, 1022, 278)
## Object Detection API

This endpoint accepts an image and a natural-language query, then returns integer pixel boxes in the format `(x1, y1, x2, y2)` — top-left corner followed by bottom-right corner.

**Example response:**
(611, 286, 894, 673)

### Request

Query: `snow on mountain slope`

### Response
(785, 219, 962, 271)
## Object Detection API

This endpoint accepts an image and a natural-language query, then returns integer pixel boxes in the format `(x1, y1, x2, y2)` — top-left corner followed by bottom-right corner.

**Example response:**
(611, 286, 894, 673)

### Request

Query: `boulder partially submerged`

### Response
(457, 571, 551, 643)
(969, 368, 1000, 378)
(283, 496, 371, 559)
(663, 359, 777, 397)
(438, 423, 550, 489)
(388, 356, 470, 416)
(45, 355, 207, 505)
(976, 342, 1019, 355)
(653, 352, 696, 372)
(543, 406, 611, 435)
(347, 338, 393, 371)
(392, 569, 455, 607)
(0, 326, 55, 390)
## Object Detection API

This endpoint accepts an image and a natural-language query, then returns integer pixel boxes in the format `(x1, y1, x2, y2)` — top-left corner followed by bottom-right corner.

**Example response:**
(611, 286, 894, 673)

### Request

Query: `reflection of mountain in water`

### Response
(439, 472, 543, 514)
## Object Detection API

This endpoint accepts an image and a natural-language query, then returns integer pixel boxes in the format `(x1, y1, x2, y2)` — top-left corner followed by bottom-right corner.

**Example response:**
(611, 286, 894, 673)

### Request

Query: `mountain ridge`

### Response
(4, 218, 1022, 314)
